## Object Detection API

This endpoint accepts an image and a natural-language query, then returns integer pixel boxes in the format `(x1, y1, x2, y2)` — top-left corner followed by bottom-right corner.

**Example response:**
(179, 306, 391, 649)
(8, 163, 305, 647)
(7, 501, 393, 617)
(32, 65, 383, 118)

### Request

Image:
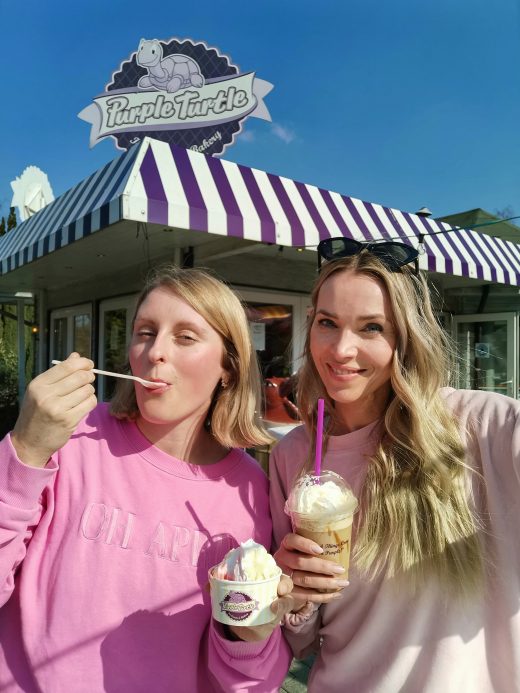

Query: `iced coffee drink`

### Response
(285, 471, 358, 577)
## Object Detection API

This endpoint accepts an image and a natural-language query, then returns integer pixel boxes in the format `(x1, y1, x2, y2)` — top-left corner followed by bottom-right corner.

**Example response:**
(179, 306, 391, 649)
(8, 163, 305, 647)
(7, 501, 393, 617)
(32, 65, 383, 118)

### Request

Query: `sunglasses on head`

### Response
(317, 237, 419, 272)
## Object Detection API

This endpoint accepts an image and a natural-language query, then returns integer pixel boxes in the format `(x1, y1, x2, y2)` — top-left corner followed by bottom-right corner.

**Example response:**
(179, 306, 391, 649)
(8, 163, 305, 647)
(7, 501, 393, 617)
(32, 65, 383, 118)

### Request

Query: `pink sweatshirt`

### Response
(0, 403, 291, 692)
(270, 388, 520, 693)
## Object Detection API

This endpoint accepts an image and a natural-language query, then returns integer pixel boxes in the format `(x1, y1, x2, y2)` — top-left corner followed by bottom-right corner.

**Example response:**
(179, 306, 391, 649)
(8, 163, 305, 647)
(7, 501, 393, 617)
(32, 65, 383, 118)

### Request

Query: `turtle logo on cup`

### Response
(219, 591, 259, 622)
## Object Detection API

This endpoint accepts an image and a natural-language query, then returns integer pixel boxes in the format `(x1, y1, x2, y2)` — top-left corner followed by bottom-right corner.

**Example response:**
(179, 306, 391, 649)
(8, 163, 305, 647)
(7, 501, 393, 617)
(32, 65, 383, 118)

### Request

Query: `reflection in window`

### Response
(245, 303, 300, 423)
(456, 321, 509, 395)
(103, 309, 127, 400)
(245, 304, 293, 377)
(52, 318, 68, 362)
(73, 314, 91, 358)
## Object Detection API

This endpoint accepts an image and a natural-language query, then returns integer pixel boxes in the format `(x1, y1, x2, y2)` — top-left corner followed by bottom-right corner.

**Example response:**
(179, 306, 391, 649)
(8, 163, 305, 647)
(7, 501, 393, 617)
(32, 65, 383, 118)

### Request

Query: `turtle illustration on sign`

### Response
(137, 39, 205, 93)
(79, 36, 273, 154)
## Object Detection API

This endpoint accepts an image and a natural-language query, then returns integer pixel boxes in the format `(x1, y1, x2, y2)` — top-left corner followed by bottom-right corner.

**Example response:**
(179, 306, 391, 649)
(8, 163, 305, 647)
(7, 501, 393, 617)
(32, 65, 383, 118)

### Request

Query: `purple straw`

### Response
(314, 398, 325, 476)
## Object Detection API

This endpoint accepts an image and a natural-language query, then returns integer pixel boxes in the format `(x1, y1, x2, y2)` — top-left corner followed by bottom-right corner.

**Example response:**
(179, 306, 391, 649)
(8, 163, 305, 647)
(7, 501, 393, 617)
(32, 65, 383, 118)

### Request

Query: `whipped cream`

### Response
(214, 539, 279, 581)
(290, 473, 358, 518)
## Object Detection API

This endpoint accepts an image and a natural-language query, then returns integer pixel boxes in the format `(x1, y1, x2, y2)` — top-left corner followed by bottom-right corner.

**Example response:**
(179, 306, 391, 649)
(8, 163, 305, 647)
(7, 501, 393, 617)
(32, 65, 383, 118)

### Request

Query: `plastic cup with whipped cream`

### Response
(208, 539, 282, 626)
(285, 471, 358, 579)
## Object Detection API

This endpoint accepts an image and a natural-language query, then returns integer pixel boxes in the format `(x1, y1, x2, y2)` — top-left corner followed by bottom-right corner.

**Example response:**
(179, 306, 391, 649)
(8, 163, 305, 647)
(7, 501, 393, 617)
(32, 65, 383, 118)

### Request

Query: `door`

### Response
(50, 304, 92, 362)
(452, 313, 518, 399)
(98, 295, 137, 401)
(233, 287, 308, 429)
(234, 288, 308, 377)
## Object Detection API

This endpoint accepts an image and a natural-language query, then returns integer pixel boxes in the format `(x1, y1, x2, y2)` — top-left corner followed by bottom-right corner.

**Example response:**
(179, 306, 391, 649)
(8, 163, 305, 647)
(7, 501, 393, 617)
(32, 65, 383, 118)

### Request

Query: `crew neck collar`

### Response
(117, 417, 243, 479)
(326, 418, 382, 451)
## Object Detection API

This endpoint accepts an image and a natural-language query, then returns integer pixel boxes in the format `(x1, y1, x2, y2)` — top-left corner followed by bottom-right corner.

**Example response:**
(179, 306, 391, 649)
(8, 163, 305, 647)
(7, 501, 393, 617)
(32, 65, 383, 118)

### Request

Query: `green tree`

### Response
(0, 337, 18, 408)
(494, 206, 515, 220)
(0, 217, 5, 236)
(7, 207, 17, 231)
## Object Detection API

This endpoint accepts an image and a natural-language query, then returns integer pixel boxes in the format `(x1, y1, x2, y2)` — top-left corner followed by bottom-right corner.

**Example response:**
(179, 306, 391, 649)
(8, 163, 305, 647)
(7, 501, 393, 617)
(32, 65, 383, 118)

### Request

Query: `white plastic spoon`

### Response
(50, 360, 167, 389)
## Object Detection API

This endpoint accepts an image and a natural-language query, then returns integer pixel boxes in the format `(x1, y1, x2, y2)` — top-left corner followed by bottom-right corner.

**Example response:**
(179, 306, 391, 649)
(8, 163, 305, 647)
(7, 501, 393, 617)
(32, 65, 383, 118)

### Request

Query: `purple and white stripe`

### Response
(2, 136, 520, 287)
(130, 139, 520, 286)
(0, 145, 140, 275)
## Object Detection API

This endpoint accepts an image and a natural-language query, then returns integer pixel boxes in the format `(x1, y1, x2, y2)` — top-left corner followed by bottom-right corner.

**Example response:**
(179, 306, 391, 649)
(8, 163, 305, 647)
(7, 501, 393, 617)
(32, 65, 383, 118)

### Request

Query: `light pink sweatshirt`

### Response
(0, 403, 291, 692)
(270, 388, 520, 693)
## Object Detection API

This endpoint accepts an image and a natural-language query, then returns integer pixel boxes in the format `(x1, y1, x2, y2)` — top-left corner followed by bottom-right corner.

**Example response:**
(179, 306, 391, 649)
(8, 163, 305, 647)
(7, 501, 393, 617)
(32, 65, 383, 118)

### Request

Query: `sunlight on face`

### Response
(129, 288, 226, 430)
(310, 270, 396, 431)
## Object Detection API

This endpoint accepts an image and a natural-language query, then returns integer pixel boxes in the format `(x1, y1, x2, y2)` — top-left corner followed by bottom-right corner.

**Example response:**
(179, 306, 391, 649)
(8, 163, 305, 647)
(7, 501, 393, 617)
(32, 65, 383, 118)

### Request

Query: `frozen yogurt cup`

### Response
(209, 540, 281, 626)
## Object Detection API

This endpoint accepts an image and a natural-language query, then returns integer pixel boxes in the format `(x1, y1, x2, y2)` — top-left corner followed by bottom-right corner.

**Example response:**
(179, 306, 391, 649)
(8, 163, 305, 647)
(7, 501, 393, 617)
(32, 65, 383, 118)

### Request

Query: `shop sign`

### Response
(78, 37, 273, 155)
(250, 322, 266, 351)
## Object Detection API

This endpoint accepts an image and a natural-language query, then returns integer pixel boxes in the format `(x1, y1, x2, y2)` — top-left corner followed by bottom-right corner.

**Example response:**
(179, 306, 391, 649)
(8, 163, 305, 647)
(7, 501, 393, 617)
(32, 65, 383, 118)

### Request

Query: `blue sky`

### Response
(1, 0, 519, 223)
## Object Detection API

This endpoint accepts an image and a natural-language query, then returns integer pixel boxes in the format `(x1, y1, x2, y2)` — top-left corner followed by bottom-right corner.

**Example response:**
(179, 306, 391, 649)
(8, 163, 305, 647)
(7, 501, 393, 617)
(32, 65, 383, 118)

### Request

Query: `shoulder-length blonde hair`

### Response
(110, 265, 271, 449)
(298, 252, 482, 592)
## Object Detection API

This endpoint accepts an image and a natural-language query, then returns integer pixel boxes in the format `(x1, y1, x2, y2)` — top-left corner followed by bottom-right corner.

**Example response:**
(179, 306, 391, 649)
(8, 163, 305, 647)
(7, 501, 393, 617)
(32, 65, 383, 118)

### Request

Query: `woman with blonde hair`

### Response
(0, 265, 293, 692)
(270, 238, 520, 692)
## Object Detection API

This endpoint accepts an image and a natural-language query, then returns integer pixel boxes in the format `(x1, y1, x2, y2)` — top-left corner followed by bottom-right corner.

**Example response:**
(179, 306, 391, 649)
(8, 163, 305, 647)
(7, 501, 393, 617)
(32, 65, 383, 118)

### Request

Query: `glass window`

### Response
(103, 309, 128, 400)
(245, 303, 293, 377)
(455, 320, 509, 395)
(50, 304, 92, 364)
(52, 317, 68, 362)
(245, 302, 300, 425)
(73, 314, 92, 358)
(0, 303, 23, 411)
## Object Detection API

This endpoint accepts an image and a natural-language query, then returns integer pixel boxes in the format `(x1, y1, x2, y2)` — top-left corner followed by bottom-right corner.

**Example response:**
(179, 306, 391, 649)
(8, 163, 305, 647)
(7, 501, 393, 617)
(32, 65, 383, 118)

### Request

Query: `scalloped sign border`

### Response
(78, 37, 273, 155)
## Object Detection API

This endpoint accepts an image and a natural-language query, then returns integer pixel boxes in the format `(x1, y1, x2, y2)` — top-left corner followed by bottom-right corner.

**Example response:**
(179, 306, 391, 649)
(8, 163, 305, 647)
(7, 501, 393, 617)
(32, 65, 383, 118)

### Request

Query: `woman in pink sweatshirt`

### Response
(271, 238, 520, 693)
(0, 266, 292, 692)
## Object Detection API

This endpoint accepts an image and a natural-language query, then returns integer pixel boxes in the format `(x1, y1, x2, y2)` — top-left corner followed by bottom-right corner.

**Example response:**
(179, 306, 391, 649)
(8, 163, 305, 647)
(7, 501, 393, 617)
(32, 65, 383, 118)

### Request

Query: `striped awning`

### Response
(0, 144, 140, 275)
(3, 136, 520, 286)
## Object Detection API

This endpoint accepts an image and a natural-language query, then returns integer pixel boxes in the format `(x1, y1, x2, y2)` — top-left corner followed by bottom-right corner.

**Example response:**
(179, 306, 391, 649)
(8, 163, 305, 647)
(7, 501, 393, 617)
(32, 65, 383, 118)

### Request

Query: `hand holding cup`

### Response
(281, 470, 358, 600)
(274, 532, 350, 604)
(210, 540, 298, 642)
(225, 574, 298, 642)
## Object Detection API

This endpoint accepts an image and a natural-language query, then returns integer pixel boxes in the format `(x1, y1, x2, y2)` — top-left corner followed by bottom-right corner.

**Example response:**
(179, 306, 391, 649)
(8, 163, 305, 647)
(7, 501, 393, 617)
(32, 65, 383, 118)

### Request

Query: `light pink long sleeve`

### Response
(270, 389, 520, 693)
(0, 403, 291, 692)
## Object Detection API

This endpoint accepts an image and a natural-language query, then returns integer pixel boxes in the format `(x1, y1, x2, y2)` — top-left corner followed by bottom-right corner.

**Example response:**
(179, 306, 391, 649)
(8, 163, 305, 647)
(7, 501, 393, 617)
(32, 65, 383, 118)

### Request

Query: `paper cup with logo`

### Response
(285, 470, 358, 579)
(208, 567, 282, 627)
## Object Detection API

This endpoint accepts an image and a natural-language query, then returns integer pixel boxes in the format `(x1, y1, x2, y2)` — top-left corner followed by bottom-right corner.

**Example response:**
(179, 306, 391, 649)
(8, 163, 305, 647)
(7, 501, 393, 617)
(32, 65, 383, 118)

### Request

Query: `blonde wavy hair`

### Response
(298, 252, 482, 592)
(110, 265, 271, 449)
